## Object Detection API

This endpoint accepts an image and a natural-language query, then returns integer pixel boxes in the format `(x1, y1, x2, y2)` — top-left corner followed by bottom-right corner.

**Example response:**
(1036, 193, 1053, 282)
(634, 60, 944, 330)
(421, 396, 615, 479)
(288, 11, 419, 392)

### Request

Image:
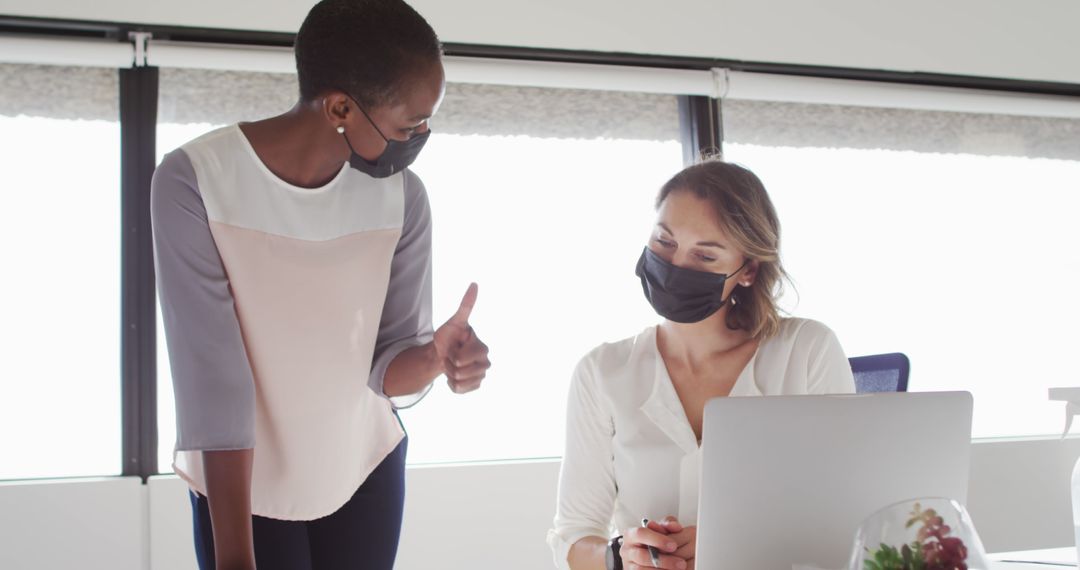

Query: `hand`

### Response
(433, 283, 491, 394)
(659, 516, 696, 569)
(620, 519, 686, 570)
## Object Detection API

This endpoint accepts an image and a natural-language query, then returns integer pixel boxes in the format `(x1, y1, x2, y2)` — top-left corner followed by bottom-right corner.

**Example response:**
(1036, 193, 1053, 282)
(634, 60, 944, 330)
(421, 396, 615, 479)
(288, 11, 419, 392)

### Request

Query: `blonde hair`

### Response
(656, 159, 789, 340)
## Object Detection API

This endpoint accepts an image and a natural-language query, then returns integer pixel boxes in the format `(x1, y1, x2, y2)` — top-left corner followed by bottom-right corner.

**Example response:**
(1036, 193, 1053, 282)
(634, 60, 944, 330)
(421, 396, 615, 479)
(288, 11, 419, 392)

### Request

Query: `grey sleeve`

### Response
(369, 170, 436, 409)
(151, 149, 256, 452)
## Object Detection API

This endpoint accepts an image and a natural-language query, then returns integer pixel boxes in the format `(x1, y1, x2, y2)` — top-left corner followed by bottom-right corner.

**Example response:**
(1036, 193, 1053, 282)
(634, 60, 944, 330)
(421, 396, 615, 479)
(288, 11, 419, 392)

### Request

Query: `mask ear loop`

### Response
(337, 90, 390, 142)
(726, 259, 752, 306)
(338, 127, 363, 158)
(335, 90, 391, 157)
(353, 103, 390, 143)
(729, 258, 751, 280)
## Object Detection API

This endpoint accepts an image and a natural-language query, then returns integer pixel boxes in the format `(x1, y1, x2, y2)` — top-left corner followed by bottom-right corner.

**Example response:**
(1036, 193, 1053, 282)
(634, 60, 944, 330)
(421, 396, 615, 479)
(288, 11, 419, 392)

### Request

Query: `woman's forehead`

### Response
(656, 191, 731, 241)
(397, 63, 446, 115)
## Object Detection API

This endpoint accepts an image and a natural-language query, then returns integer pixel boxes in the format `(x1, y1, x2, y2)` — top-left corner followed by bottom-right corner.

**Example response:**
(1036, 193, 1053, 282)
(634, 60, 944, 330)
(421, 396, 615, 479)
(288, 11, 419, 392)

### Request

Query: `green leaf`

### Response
(910, 542, 926, 570)
(872, 544, 905, 569)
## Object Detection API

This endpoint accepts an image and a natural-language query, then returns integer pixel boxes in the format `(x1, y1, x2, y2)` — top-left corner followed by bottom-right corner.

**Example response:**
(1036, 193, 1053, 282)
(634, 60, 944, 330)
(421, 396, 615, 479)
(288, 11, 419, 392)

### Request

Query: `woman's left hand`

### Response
(433, 283, 491, 394)
(659, 516, 696, 569)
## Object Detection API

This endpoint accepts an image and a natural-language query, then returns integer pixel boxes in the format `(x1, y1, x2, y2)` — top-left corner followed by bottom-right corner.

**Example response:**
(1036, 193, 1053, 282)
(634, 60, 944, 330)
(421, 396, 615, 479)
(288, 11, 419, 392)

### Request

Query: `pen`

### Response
(641, 518, 662, 568)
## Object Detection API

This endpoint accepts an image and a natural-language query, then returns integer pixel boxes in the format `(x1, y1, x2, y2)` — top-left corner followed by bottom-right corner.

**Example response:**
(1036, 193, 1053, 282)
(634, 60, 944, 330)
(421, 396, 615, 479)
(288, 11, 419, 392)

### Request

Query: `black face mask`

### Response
(635, 247, 748, 324)
(340, 93, 430, 179)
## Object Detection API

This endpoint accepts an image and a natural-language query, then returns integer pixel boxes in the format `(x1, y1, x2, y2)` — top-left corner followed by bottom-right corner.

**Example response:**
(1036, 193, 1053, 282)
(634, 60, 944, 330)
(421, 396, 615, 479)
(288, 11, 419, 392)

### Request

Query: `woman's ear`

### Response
(322, 92, 352, 125)
(739, 259, 759, 287)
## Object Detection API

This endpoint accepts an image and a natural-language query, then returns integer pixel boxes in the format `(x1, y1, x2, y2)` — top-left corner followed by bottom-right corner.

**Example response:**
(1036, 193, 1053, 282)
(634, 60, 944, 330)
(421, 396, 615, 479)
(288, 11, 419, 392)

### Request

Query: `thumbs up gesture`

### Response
(433, 283, 491, 394)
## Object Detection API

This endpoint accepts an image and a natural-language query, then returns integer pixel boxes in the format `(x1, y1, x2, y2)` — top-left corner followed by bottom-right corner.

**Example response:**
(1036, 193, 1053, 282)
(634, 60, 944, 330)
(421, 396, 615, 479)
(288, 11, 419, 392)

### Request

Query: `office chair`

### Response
(848, 352, 910, 393)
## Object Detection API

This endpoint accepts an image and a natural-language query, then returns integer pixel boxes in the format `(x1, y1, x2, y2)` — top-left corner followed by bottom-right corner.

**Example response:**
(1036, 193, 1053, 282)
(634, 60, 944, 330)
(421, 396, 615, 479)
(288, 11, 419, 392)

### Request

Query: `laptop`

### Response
(696, 391, 973, 570)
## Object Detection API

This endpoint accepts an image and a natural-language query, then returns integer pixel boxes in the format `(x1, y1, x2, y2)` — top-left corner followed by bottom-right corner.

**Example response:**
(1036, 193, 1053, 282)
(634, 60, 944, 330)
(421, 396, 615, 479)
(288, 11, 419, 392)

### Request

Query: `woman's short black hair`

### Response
(294, 0, 442, 108)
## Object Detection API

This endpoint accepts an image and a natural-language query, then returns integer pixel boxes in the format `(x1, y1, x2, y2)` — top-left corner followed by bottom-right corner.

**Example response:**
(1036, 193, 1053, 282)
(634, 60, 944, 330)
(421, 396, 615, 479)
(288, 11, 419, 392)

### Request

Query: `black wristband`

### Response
(607, 535, 624, 570)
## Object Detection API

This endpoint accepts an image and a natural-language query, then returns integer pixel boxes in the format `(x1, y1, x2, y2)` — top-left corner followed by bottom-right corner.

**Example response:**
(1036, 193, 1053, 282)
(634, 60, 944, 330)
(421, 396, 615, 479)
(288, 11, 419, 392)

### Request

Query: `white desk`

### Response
(991, 547, 1076, 569)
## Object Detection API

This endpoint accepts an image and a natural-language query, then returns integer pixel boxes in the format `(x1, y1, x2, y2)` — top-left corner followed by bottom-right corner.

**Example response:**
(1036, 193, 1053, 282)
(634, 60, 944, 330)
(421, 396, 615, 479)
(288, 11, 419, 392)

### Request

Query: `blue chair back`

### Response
(848, 352, 910, 393)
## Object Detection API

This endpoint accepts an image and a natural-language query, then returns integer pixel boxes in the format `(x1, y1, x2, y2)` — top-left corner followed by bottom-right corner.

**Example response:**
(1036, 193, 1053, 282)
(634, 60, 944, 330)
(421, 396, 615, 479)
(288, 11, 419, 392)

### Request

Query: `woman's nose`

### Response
(668, 249, 692, 269)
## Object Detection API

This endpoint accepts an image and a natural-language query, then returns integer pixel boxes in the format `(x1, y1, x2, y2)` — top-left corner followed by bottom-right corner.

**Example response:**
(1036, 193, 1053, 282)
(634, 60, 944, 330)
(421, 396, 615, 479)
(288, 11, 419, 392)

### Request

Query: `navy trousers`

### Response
(190, 437, 407, 570)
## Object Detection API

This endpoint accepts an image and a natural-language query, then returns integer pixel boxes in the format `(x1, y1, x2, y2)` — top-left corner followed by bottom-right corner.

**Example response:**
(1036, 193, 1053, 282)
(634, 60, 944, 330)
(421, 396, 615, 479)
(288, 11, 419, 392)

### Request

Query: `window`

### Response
(722, 98, 1080, 439)
(403, 83, 683, 463)
(0, 63, 122, 479)
(153, 67, 685, 467)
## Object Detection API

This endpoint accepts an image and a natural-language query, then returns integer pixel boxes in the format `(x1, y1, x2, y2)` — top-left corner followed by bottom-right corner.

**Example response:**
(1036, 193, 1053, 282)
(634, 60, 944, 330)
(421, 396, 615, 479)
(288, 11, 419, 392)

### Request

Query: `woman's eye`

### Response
(654, 238, 675, 248)
(696, 253, 717, 263)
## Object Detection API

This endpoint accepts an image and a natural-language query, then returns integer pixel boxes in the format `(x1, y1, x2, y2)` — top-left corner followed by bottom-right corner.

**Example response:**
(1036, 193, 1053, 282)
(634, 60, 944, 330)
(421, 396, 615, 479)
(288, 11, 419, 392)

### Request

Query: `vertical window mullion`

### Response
(677, 95, 723, 165)
(119, 65, 159, 480)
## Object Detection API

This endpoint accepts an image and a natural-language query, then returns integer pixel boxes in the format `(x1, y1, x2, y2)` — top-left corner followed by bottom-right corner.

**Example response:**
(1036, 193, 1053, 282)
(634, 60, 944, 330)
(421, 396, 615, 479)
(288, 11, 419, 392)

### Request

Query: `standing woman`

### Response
(151, 1, 491, 569)
(547, 160, 855, 570)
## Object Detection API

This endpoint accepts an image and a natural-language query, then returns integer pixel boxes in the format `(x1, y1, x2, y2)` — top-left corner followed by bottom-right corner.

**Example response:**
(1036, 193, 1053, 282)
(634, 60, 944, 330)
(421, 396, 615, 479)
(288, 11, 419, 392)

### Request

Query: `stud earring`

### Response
(336, 126, 345, 134)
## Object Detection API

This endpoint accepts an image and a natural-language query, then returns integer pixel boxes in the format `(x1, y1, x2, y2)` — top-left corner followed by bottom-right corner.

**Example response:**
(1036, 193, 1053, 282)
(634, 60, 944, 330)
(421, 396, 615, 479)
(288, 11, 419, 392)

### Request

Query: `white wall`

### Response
(1, 0, 1079, 85)
(968, 438, 1080, 552)
(3, 438, 1079, 569)
(0, 477, 146, 569)
(146, 461, 560, 570)
(149, 477, 197, 570)
(396, 460, 558, 570)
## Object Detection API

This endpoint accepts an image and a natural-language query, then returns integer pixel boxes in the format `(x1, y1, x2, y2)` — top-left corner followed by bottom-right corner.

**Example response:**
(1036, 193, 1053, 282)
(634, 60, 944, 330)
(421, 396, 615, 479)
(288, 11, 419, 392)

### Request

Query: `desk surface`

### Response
(991, 547, 1076, 569)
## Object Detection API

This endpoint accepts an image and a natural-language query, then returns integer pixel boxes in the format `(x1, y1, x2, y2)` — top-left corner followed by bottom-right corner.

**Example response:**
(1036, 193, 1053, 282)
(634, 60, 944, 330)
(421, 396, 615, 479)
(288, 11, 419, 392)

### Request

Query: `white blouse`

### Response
(546, 318, 856, 569)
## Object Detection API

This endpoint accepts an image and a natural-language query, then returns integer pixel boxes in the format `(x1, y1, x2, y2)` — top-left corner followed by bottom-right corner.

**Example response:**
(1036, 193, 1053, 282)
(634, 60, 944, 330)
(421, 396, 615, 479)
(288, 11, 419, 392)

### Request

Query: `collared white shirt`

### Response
(546, 318, 856, 569)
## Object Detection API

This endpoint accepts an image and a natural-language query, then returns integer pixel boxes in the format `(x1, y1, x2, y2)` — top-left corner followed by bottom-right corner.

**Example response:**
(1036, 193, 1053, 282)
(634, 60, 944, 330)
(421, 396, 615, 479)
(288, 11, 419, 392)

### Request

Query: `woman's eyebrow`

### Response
(658, 223, 726, 248)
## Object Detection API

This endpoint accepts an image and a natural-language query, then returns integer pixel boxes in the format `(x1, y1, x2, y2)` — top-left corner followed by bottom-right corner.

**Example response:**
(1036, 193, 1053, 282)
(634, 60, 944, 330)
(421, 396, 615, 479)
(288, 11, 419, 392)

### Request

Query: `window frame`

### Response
(1, 14, 1078, 479)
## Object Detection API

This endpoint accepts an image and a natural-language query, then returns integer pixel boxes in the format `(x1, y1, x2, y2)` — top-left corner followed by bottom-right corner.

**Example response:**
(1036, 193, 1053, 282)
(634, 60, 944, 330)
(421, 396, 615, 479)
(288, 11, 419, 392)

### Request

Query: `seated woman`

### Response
(547, 160, 856, 570)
